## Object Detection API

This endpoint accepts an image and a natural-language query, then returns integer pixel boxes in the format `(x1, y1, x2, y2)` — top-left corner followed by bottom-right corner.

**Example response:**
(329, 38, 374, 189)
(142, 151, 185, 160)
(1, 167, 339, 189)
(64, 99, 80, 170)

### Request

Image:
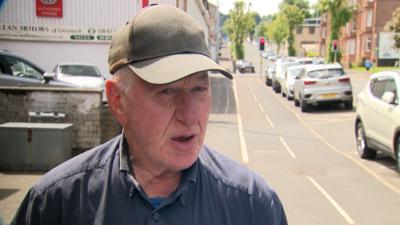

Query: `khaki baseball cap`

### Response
(108, 4, 232, 84)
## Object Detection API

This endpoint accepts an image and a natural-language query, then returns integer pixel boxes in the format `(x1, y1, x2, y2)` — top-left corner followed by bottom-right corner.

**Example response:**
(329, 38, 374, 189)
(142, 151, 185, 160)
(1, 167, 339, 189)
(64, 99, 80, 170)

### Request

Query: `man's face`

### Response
(120, 71, 211, 173)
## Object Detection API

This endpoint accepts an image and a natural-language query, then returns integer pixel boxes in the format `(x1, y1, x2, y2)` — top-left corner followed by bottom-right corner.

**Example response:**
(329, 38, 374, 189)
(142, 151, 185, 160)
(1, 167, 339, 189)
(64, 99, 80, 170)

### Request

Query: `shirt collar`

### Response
(119, 133, 200, 184)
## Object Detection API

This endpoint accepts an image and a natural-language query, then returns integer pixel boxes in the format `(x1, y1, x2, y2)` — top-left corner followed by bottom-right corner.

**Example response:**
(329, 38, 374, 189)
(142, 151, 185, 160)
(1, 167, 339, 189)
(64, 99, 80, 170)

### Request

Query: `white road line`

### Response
(257, 103, 264, 112)
(233, 79, 250, 164)
(279, 136, 296, 159)
(307, 176, 356, 225)
(260, 80, 400, 195)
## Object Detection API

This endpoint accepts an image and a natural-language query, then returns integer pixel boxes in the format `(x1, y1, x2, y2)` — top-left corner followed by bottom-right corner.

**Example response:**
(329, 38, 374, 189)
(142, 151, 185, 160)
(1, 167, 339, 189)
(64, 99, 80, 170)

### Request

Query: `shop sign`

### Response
(379, 32, 400, 59)
(36, 0, 63, 17)
(0, 23, 115, 43)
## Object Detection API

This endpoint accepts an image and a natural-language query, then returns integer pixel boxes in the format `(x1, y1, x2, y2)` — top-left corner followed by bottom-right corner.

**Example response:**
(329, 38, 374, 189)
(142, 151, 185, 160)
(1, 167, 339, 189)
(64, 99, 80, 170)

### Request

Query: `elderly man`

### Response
(11, 5, 288, 225)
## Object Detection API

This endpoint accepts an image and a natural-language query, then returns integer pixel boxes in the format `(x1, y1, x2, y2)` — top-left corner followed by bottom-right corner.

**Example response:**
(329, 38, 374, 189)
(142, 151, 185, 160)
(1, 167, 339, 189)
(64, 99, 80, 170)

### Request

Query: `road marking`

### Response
(257, 103, 264, 112)
(233, 79, 250, 164)
(279, 136, 296, 159)
(259, 80, 400, 195)
(307, 176, 356, 225)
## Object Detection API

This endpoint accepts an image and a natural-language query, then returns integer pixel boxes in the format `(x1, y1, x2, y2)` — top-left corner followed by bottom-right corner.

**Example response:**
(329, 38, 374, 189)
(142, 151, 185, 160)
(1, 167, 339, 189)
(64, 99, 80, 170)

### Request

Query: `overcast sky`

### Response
(209, 0, 319, 16)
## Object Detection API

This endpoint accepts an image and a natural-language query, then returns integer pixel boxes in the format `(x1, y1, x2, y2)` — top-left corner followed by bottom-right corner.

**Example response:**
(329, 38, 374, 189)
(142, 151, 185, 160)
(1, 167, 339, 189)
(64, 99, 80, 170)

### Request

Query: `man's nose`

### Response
(175, 92, 199, 125)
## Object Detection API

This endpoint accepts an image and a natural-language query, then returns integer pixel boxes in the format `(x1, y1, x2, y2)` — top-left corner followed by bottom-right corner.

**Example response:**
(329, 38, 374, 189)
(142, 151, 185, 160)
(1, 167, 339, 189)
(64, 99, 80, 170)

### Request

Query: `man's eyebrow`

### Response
(197, 72, 209, 81)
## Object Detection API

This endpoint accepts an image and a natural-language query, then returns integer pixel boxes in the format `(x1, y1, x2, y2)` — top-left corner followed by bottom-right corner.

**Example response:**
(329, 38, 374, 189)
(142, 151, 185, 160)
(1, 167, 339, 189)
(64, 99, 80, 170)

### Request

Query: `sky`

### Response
(209, 0, 319, 17)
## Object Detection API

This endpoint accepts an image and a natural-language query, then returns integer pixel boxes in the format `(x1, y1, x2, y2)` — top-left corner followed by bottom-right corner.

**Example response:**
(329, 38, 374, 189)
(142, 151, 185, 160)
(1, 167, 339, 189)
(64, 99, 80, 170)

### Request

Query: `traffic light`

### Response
(259, 37, 265, 51)
(332, 40, 338, 51)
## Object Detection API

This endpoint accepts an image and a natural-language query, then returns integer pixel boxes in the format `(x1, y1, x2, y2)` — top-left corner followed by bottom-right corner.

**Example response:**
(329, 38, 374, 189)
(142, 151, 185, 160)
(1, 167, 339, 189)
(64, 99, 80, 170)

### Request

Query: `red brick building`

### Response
(319, 0, 400, 67)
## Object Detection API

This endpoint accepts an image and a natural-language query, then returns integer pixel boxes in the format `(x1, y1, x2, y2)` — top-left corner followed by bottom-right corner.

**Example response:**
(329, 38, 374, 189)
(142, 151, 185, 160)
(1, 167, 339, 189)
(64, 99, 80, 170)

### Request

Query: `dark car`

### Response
(236, 60, 255, 73)
(0, 49, 74, 87)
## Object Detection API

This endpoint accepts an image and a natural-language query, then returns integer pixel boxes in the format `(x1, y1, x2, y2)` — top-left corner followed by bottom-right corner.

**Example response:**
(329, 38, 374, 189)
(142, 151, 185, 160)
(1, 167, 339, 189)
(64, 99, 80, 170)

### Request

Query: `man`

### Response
(12, 5, 288, 225)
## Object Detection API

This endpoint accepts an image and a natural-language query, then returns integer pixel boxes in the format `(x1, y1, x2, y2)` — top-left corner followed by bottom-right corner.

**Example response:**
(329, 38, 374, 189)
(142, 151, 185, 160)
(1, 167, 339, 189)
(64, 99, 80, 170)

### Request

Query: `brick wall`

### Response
(0, 87, 121, 153)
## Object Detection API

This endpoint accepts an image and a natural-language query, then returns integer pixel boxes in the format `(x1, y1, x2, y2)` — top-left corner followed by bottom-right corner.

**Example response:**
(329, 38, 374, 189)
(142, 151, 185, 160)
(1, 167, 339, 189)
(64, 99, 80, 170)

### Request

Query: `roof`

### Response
(304, 63, 343, 72)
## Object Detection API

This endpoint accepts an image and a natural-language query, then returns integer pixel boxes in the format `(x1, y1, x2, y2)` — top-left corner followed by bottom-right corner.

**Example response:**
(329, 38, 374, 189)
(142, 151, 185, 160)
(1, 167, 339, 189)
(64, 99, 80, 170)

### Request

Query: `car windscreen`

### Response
(307, 68, 345, 79)
(287, 67, 302, 78)
(60, 65, 101, 77)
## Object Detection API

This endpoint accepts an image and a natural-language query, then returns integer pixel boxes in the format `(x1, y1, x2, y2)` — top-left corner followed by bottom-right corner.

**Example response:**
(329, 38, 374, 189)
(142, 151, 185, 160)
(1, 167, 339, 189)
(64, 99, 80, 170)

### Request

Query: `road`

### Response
(205, 42, 400, 225)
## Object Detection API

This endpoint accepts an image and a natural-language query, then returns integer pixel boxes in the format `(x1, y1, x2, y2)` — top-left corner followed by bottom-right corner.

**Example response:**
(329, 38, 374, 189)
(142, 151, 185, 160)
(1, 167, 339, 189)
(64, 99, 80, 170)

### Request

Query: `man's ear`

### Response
(105, 79, 126, 125)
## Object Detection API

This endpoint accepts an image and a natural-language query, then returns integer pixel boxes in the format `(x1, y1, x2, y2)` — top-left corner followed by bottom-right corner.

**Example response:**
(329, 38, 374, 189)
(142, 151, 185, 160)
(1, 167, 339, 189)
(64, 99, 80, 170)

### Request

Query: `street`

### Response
(206, 42, 400, 225)
(1, 42, 400, 225)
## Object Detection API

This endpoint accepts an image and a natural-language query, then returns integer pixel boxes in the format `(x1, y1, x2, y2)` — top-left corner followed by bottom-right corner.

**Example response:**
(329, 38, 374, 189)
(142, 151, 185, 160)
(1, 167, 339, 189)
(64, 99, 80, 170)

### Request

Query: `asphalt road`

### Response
(205, 42, 400, 225)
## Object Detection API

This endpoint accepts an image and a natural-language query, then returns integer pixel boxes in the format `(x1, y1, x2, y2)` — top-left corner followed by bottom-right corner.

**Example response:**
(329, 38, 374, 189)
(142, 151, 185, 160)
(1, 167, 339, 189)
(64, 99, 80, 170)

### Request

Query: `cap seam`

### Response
(173, 9, 187, 51)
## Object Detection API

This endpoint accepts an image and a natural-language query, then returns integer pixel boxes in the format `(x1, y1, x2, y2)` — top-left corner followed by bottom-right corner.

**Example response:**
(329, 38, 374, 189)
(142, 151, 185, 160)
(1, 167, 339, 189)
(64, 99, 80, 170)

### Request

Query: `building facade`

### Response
(293, 18, 321, 57)
(0, 0, 215, 76)
(319, 0, 400, 67)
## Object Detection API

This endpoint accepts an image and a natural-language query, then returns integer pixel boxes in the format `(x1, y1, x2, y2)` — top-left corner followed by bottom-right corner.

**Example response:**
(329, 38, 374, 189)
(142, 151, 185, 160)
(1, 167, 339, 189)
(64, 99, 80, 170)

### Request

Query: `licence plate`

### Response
(321, 93, 337, 98)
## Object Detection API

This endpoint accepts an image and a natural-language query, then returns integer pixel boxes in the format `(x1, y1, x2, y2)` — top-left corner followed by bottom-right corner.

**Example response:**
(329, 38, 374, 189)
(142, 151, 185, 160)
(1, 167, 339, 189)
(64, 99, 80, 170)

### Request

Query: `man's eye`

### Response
(192, 86, 208, 92)
(160, 88, 177, 95)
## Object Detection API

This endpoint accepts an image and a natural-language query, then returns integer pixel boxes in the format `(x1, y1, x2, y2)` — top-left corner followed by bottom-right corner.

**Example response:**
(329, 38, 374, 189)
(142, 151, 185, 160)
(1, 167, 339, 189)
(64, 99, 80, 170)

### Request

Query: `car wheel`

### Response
(266, 79, 272, 86)
(396, 135, 400, 173)
(251, 68, 255, 73)
(281, 91, 286, 97)
(300, 98, 309, 112)
(356, 122, 376, 159)
(344, 101, 353, 110)
(287, 94, 293, 101)
(294, 98, 300, 106)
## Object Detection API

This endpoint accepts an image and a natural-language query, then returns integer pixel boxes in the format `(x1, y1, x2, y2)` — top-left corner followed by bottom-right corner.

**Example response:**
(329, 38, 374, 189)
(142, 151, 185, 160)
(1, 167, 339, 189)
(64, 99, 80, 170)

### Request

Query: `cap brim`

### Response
(128, 54, 233, 84)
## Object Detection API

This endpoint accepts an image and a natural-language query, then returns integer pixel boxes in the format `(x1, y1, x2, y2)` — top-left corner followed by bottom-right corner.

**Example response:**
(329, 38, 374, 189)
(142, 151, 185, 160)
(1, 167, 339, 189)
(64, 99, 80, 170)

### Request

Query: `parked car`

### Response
(0, 49, 73, 87)
(265, 63, 276, 86)
(355, 71, 400, 171)
(293, 63, 353, 112)
(50, 63, 107, 102)
(273, 61, 300, 93)
(236, 60, 255, 73)
(281, 65, 306, 100)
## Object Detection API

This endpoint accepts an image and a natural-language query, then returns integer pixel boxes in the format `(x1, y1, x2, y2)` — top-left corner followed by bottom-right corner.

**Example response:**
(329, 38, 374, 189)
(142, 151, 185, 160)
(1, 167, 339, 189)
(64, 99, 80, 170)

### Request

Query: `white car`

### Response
(281, 65, 305, 100)
(293, 63, 353, 112)
(50, 63, 107, 102)
(355, 71, 400, 171)
(273, 61, 300, 94)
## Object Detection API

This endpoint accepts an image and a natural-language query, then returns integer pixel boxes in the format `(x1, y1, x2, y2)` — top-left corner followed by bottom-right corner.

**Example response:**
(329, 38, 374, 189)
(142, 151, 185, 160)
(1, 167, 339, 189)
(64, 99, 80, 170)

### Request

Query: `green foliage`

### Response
(223, 0, 256, 60)
(280, 3, 306, 56)
(319, 0, 352, 62)
(388, 7, 400, 49)
(267, 14, 289, 54)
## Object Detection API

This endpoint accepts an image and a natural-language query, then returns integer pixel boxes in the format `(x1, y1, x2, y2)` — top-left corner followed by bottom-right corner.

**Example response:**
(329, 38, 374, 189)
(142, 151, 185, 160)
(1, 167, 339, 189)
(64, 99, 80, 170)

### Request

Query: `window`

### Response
(296, 27, 302, 34)
(347, 39, 356, 55)
(3, 55, 43, 80)
(322, 27, 326, 38)
(365, 36, 372, 52)
(366, 10, 373, 27)
(370, 79, 387, 99)
(309, 27, 315, 34)
(352, 17, 357, 31)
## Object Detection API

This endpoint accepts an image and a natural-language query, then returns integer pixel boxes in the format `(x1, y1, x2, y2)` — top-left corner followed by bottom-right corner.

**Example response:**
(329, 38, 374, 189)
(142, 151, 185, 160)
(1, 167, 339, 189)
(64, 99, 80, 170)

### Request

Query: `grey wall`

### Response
(0, 87, 121, 154)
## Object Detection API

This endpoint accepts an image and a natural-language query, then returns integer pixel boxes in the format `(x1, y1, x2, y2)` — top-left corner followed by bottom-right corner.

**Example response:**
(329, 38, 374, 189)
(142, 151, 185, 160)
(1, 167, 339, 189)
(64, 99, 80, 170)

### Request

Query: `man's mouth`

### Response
(172, 135, 195, 143)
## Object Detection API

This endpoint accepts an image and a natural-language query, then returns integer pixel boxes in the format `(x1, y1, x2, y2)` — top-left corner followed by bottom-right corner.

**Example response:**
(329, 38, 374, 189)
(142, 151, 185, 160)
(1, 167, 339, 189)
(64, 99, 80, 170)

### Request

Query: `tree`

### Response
(223, 1, 256, 60)
(282, 0, 311, 18)
(267, 14, 289, 55)
(387, 7, 400, 49)
(319, 0, 353, 62)
(280, 3, 305, 56)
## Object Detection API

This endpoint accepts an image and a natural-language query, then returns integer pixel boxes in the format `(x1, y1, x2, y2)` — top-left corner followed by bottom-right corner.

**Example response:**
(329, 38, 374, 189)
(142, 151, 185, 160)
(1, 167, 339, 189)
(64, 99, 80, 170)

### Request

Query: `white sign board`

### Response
(379, 32, 400, 59)
(0, 23, 115, 43)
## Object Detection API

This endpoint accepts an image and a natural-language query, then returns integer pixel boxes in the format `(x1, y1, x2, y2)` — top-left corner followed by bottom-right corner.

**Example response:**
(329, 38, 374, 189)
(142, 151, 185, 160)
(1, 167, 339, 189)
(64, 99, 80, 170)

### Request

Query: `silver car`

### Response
(281, 65, 305, 100)
(50, 63, 107, 102)
(355, 71, 400, 171)
(265, 63, 276, 86)
(293, 64, 353, 112)
(273, 61, 300, 93)
(0, 49, 73, 87)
